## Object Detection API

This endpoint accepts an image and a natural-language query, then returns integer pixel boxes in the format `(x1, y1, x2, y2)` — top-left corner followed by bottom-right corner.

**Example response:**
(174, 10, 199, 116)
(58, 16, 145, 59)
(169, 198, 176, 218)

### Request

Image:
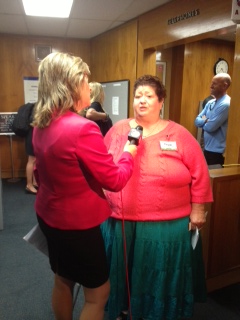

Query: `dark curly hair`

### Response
(133, 75, 167, 101)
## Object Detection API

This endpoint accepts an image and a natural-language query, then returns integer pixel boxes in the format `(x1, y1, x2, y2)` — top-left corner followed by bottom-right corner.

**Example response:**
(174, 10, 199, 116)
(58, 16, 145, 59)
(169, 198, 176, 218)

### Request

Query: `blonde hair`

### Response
(89, 82, 105, 105)
(33, 52, 90, 128)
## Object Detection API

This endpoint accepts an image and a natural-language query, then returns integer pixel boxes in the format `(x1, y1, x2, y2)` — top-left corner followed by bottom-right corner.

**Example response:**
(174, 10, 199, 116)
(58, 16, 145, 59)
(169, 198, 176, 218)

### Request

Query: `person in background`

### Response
(195, 73, 231, 166)
(32, 52, 137, 320)
(25, 104, 38, 195)
(101, 75, 213, 320)
(25, 128, 37, 194)
(85, 82, 112, 136)
(199, 95, 215, 150)
(202, 94, 215, 110)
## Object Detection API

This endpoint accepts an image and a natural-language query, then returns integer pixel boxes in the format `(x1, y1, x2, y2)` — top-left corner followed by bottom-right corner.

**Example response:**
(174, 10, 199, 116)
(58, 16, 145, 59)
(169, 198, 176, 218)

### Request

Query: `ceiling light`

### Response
(22, 0, 73, 18)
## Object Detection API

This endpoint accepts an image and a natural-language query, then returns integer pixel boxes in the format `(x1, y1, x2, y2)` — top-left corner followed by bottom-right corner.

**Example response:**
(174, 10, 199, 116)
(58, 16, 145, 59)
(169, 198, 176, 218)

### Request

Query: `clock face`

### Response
(214, 59, 229, 75)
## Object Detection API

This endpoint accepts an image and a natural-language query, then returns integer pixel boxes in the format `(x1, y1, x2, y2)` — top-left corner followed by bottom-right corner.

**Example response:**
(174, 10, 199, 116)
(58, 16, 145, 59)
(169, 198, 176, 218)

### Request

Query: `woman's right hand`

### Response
(123, 140, 138, 157)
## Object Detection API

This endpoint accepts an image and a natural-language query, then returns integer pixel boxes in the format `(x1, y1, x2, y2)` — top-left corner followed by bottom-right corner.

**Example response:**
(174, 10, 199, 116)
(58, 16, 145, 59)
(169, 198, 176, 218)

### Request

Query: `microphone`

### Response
(128, 125, 143, 146)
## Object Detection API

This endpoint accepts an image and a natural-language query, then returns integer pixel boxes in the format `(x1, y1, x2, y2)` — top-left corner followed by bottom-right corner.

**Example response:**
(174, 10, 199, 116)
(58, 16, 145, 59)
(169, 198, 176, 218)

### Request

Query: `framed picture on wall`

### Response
(35, 45, 52, 62)
(156, 61, 166, 118)
(156, 61, 166, 85)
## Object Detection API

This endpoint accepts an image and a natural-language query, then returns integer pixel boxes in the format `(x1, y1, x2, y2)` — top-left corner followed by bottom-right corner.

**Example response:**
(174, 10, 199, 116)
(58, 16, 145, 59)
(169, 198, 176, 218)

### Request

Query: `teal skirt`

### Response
(101, 217, 206, 320)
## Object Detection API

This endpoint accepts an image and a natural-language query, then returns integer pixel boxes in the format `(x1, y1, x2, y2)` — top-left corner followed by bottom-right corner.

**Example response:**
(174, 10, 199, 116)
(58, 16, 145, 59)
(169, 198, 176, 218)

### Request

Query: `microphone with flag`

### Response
(128, 125, 143, 146)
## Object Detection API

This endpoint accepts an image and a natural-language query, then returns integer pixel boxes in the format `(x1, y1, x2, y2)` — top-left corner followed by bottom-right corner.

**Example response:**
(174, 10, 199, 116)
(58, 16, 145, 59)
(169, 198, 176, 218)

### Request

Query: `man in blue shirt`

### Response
(195, 73, 231, 166)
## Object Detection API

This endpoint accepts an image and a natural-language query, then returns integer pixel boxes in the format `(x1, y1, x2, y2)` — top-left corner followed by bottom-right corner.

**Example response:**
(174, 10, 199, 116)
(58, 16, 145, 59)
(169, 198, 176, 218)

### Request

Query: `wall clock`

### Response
(213, 58, 229, 75)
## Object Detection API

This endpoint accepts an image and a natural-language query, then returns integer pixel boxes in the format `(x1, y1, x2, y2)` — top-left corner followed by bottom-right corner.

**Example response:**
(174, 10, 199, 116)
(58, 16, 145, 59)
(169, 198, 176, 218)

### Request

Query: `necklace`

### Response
(136, 119, 161, 138)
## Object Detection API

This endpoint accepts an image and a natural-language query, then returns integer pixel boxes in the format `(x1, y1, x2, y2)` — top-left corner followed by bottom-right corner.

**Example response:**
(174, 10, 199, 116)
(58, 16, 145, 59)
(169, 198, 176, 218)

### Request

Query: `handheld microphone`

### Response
(128, 125, 143, 146)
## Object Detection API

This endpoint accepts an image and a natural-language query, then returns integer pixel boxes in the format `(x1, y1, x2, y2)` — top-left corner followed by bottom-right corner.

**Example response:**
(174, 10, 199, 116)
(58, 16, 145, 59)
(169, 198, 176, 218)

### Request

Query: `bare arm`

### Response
(189, 203, 206, 230)
(86, 108, 108, 121)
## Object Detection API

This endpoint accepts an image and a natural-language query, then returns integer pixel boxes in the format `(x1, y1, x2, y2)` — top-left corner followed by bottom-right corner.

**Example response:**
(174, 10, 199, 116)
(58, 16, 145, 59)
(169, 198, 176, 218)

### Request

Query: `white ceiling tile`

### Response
(0, 0, 24, 14)
(71, 0, 133, 20)
(0, 14, 27, 34)
(117, 0, 171, 20)
(0, 0, 173, 38)
(25, 16, 69, 37)
(67, 18, 113, 38)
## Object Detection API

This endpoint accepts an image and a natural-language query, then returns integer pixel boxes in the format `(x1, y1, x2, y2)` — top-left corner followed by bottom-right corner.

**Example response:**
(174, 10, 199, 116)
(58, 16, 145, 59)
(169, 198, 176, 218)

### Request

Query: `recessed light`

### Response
(22, 0, 73, 18)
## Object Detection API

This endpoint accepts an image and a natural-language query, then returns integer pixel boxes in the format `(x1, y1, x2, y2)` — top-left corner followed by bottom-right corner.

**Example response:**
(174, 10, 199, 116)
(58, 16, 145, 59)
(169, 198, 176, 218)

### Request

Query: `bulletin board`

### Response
(101, 80, 129, 124)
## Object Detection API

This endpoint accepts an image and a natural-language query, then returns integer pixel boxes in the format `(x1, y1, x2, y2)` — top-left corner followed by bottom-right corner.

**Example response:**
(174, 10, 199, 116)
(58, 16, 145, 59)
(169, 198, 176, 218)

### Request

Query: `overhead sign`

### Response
(168, 9, 200, 25)
(231, 0, 240, 23)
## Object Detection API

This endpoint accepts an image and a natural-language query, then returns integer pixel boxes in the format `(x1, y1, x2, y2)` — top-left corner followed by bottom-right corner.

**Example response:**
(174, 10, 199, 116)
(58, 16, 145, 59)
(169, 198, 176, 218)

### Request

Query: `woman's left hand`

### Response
(189, 203, 206, 230)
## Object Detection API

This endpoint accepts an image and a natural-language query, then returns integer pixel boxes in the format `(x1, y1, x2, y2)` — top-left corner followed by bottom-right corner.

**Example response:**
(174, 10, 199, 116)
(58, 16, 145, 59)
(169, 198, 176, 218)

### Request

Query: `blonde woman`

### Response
(85, 82, 112, 136)
(32, 52, 137, 320)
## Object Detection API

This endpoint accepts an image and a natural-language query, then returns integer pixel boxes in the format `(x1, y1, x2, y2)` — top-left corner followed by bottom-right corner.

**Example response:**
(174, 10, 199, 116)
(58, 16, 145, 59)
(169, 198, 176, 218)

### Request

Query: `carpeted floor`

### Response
(0, 178, 239, 320)
(0, 178, 85, 320)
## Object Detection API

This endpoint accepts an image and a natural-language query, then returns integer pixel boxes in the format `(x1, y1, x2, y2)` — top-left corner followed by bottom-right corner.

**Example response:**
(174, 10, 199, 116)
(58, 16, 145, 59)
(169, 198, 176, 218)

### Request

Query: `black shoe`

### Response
(25, 187, 37, 195)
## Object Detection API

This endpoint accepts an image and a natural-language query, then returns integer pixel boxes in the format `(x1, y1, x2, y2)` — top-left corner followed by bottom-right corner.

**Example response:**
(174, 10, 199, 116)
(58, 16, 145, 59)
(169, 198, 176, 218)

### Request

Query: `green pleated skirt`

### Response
(101, 217, 206, 320)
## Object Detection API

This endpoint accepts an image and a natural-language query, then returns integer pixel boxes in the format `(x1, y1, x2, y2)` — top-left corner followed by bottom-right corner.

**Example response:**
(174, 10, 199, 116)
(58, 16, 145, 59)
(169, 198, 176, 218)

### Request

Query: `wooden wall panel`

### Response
(0, 35, 90, 112)
(158, 48, 173, 120)
(0, 34, 90, 178)
(90, 21, 138, 119)
(169, 45, 184, 123)
(202, 168, 240, 292)
(138, 0, 234, 50)
(180, 40, 234, 136)
(0, 135, 27, 179)
(225, 25, 240, 164)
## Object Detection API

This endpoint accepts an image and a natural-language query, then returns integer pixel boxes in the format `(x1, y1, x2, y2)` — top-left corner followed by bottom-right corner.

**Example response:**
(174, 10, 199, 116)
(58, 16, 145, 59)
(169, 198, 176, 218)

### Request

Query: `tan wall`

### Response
(0, 35, 90, 178)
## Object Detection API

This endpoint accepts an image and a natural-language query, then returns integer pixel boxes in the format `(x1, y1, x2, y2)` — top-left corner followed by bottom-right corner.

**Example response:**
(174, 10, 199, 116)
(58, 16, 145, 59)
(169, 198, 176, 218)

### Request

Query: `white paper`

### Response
(23, 224, 48, 256)
(191, 227, 199, 250)
(23, 77, 39, 104)
(112, 96, 119, 115)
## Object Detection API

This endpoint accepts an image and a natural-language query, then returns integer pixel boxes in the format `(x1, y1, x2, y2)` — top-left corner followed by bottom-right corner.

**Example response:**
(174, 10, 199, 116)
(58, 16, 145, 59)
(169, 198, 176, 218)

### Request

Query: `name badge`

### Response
(160, 141, 177, 151)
